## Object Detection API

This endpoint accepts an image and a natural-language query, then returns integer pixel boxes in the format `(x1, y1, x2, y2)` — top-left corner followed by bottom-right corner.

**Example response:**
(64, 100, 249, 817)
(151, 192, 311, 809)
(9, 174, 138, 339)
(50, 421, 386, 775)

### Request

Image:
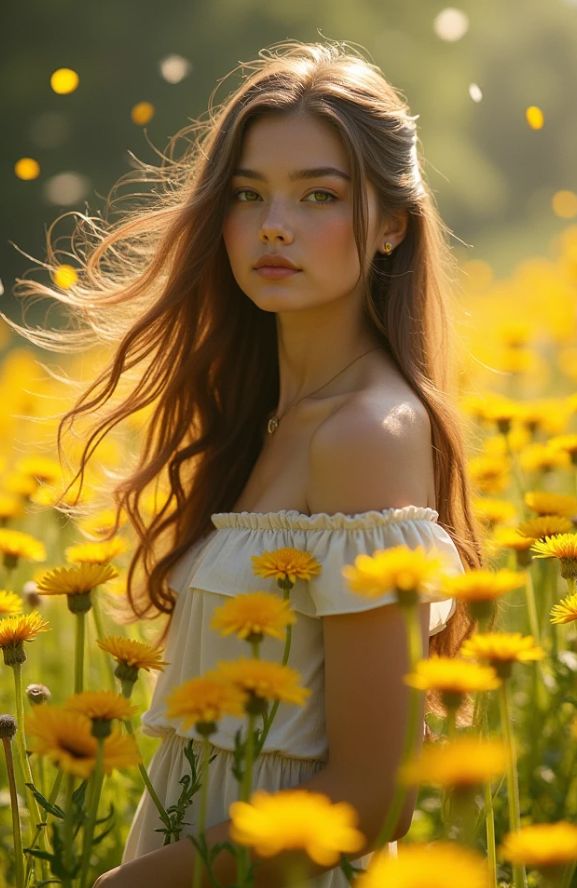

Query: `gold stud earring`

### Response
(383, 241, 393, 255)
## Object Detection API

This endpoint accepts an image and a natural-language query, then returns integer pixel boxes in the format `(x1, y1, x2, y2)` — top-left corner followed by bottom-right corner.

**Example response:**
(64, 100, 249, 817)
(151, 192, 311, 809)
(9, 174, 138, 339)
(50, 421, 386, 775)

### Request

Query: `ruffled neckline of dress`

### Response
(210, 505, 439, 532)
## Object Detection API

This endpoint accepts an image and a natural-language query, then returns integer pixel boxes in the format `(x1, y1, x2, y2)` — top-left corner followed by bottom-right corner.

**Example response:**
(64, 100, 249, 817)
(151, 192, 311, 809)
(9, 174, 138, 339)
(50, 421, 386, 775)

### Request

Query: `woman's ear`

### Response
(376, 210, 409, 254)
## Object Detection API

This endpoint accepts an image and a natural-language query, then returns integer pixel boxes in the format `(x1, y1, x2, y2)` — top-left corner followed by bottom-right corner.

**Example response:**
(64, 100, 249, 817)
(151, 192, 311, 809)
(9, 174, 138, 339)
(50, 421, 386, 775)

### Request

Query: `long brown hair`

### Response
(5, 39, 486, 722)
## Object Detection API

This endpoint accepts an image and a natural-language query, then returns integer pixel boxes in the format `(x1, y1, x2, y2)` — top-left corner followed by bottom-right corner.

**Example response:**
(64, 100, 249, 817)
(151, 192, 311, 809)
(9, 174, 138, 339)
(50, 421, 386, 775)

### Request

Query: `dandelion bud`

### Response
(26, 683, 51, 705)
(0, 714, 16, 740)
(22, 581, 42, 608)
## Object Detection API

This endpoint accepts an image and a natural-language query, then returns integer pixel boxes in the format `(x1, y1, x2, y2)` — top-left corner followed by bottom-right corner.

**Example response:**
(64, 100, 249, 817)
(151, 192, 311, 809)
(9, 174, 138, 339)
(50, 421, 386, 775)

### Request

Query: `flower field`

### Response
(2, 228, 577, 885)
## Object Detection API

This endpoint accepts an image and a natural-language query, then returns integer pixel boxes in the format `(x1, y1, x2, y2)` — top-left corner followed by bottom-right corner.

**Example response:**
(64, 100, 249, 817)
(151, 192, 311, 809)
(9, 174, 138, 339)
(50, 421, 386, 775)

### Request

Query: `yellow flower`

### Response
(15, 455, 62, 485)
(500, 821, 577, 867)
(473, 497, 517, 527)
(398, 737, 509, 789)
(525, 490, 577, 519)
(214, 658, 311, 708)
(530, 533, 577, 579)
(65, 537, 127, 564)
(251, 548, 322, 588)
(0, 493, 24, 521)
(26, 706, 140, 778)
(77, 508, 128, 538)
(518, 516, 574, 540)
(210, 592, 296, 642)
(460, 632, 545, 679)
(519, 442, 570, 474)
(404, 656, 501, 698)
(354, 842, 491, 888)
(490, 527, 536, 553)
(0, 528, 46, 569)
(65, 690, 135, 721)
(36, 562, 119, 596)
(440, 568, 527, 601)
(467, 453, 510, 495)
(342, 545, 445, 604)
(0, 590, 23, 616)
(97, 635, 168, 672)
(550, 592, 577, 624)
(166, 673, 247, 734)
(548, 434, 577, 461)
(230, 788, 365, 866)
(0, 612, 50, 665)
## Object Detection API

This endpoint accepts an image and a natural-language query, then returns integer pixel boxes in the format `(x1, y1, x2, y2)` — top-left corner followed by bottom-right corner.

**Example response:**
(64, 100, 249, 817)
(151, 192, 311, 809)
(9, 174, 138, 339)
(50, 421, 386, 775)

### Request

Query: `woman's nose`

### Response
(259, 205, 294, 243)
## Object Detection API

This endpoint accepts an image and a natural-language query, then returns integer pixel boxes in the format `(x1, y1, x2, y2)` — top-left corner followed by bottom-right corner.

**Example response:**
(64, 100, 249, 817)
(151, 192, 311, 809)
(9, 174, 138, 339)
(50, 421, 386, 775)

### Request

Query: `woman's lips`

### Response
(255, 267, 301, 279)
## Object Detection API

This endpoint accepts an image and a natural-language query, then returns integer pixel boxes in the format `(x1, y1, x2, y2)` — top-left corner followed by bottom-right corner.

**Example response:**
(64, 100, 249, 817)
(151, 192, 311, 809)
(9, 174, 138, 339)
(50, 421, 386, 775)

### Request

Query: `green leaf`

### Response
(25, 783, 64, 819)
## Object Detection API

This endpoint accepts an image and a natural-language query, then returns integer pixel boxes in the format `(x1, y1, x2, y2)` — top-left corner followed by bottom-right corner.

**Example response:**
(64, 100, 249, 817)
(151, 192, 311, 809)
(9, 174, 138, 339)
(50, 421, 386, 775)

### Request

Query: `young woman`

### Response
(9, 39, 483, 887)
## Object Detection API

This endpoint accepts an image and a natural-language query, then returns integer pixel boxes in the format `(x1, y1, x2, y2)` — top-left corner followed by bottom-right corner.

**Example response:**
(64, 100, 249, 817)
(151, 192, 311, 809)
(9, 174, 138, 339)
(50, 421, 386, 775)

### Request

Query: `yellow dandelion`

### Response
(97, 635, 168, 672)
(440, 569, 526, 620)
(251, 548, 321, 589)
(531, 533, 577, 579)
(551, 592, 577, 624)
(0, 590, 23, 616)
(482, 396, 521, 434)
(3, 473, 39, 499)
(354, 842, 491, 888)
(65, 537, 127, 564)
(404, 656, 501, 699)
(460, 632, 545, 679)
(548, 434, 577, 464)
(525, 490, 577, 519)
(0, 612, 50, 665)
(77, 508, 128, 538)
(398, 737, 509, 789)
(519, 442, 570, 474)
(0, 493, 24, 522)
(467, 453, 510, 495)
(490, 526, 535, 553)
(0, 528, 46, 570)
(342, 545, 446, 605)
(500, 821, 577, 867)
(26, 706, 140, 778)
(229, 788, 365, 866)
(214, 658, 311, 708)
(211, 592, 296, 642)
(36, 562, 119, 596)
(166, 673, 247, 734)
(64, 690, 135, 722)
(473, 497, 517, 527)
(15, 455, 62, 485)
(518, 515, 574, 540)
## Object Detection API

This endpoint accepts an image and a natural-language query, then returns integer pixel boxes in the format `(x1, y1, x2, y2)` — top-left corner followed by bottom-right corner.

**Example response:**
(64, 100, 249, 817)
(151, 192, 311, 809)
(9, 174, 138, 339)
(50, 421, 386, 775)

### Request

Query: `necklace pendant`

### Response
(267, 415, 280, 434)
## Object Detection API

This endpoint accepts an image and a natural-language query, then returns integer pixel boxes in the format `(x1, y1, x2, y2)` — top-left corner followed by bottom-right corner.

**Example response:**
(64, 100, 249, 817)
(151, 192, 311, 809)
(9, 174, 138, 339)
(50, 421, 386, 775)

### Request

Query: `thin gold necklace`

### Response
(266, 346, 380, 435)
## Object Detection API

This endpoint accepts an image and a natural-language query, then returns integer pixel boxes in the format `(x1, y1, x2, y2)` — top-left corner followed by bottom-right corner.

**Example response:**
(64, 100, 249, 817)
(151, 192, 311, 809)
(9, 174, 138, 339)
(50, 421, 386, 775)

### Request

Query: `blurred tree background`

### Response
(2, 0, 577, 331)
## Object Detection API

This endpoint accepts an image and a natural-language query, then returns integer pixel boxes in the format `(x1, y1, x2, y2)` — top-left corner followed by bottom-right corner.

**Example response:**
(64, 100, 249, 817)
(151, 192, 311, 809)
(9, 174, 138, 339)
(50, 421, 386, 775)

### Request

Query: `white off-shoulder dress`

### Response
(123, 506, 463, 884)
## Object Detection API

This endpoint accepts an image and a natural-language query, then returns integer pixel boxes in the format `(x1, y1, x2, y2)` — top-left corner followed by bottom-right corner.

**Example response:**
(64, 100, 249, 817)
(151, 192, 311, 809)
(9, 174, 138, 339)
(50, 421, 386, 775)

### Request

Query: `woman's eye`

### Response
(305, 190, 336, 203)
(231, 188, 336, 203)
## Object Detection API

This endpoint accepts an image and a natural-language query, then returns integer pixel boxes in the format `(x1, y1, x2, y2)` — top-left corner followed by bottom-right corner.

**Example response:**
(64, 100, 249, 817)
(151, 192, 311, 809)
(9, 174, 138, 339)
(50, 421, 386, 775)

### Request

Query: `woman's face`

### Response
(222, 111, 390, 315)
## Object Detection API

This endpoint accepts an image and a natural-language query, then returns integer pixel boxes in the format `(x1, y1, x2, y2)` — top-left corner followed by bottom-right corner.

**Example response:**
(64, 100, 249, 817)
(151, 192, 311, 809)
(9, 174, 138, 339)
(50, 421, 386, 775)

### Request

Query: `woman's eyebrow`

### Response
(232, 166, 351, 182)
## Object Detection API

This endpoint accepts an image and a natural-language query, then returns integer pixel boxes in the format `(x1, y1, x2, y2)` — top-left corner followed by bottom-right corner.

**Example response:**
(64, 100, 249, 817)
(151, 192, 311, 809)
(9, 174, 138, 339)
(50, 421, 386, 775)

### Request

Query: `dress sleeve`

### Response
(300, 508, 462, 635)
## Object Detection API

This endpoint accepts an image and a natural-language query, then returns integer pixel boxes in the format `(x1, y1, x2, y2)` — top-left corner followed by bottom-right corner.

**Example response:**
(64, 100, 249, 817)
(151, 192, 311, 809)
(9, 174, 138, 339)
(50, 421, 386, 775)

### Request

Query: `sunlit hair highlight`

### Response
(4, 39, 486, 724)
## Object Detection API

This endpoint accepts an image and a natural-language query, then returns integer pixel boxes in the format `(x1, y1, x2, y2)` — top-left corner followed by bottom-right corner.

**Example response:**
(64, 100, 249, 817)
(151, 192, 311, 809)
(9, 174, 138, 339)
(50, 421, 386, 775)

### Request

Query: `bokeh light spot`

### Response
(52, 265, 79, 289)
(469, 83, 483, 103)
(159, 54, 192, 84)
(15, 157, 41, 180)
(526, 105, 544, 129)
(131, 102, 155, 125)
(50, 68, 80, 95)
(552, 191, 577, 219)
(433, 8, 469, 41)
(43, 171, 91, 206)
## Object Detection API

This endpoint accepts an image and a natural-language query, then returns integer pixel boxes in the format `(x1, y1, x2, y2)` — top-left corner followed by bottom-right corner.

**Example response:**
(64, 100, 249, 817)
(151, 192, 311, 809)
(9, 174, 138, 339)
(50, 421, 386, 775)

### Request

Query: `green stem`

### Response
(237, 713, 257, 886)
(524, 568, 541, 644)
(79, 737, 105, 888)
(2, 737, 24, 888)
(124, 718, 172, 831)
(254, 609, 293, 756)
(192, 737, 211, 888)
(498, 681, 527, 888)
(446, 706, 457, 740)
(75, 611, 85, 693)
(91, 596, 116, 690)
(12, 663, 47, 883)
(62, 773, 76, 888)
(560, 860, 577, 888)
(25, 769, 64, 883)
(479, 701, 498, 888)
(374, 604, 422, 848)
